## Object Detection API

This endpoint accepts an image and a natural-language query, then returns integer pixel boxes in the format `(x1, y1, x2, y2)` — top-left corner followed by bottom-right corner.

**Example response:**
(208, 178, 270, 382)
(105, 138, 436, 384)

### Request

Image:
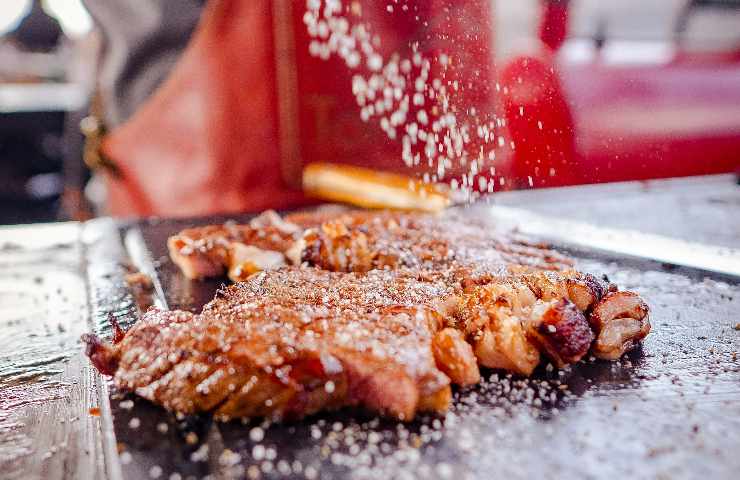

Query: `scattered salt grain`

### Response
(252, 444, 266, 461)
(249, 427, 264, 442)
(148, 465, 162, 479)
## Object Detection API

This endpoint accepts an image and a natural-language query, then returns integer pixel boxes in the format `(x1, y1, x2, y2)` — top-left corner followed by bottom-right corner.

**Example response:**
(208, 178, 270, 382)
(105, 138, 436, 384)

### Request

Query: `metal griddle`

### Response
(2, 182, 739, 480)
(94, 205, 740, 480)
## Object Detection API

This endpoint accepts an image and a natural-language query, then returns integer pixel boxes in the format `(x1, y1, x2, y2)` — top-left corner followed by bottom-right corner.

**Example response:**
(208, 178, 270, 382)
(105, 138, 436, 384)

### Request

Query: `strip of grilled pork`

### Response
(168, 209, 574, 282)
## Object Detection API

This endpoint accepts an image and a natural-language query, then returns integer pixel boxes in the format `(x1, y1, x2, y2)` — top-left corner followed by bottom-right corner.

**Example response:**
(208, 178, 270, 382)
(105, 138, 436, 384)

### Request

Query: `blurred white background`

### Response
(495, 0, 740, 60)
(0, 0, 91, 37)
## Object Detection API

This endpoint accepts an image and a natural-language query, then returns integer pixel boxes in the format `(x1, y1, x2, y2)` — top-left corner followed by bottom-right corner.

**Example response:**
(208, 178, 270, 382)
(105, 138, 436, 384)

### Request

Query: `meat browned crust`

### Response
(526, 300, 595, 367)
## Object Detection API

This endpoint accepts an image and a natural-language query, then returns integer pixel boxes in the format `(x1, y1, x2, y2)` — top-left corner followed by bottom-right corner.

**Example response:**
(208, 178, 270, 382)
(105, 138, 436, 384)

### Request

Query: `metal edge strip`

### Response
(95, 378, 123, 480)
(486, 205, 740, 279)
(82, 217, 125, 480)
(123, 227, 169, 310)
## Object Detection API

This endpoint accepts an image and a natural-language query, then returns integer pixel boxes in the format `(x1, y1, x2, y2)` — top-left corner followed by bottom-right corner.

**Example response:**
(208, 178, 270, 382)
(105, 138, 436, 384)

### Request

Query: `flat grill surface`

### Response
(100, 211, 740, 480)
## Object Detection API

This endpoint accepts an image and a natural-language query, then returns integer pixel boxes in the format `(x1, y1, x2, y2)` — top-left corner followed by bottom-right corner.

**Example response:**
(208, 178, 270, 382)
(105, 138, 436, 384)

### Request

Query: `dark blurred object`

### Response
(0, 0, 70, 83)
(62, 106, 94, 221)
(5, 0, 64, 53)
(0, 110, 64, 223)
(0, 84, 86, 224)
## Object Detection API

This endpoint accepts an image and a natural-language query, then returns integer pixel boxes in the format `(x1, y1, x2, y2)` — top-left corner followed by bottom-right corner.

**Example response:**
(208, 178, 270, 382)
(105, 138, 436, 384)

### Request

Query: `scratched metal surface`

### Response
(1, 205, 738, 480)
(98, 212, 740, 480)
(491, 174, 740, 249)
(0, 221, 118, 480)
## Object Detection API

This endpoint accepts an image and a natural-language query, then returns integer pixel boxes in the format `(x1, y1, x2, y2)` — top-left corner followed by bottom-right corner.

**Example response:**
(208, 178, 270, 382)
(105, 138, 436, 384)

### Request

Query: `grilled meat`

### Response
(166, 209, 648, 367)
(589, 291, 651, 360)
(168, 209, 573, 281)
(431, 328, 481, 386)
(454, 278, 593, 374)
(298, 210, 573, 275)
(167, 211, 301, 281)
(85, 268, 463, 421)
(85, 266, 646, 420)
(526, 300, 595, 367)
(85, 209, 651, 421)
(452, 270, 615, 371)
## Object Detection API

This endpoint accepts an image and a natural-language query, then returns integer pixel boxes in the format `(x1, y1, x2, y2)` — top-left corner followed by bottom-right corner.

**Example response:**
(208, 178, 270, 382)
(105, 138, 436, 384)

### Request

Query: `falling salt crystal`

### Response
(190, 444, 209, 462)
(250, 427, 265, 442)
(128, 417, 141, 429)
(219, 449, 242, 466)
(247, 465, 260, 479)
(436, 462, 453, 478)
(324, 381, 336, 393)
(252, 444, 266, 461)
(305, 0, 508, 205)
(367, 54, 383, 71)
(265, 447, 277, 461)
(185, 432, 199, 445)
(305, 465, 319, 480)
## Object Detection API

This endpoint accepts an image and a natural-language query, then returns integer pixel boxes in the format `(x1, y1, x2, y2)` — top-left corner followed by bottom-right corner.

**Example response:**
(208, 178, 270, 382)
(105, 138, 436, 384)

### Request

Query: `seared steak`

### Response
(85, 268, 459, 421)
